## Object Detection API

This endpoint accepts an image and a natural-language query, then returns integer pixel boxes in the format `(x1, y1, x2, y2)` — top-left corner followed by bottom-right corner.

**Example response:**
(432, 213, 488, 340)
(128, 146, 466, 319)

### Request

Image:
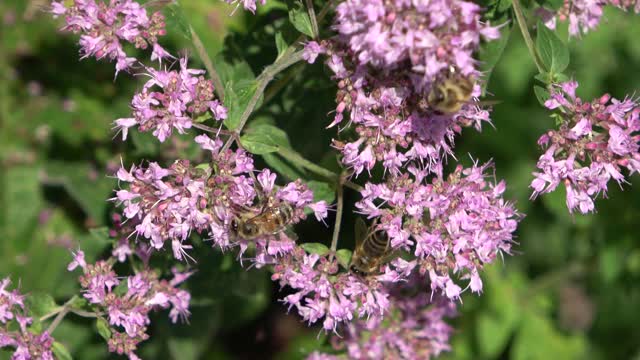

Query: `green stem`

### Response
(277, 147, 363, 192)
(45, 296, 77, 334)
(222, 50, 305, 151)
(330, 176, 345, 257)
(278, 147, 338, 181)
(306, 0, 319, 38)
(511, 0, 546, 74)
(189, 25, 225, 101)
(262, 64, 305, 105)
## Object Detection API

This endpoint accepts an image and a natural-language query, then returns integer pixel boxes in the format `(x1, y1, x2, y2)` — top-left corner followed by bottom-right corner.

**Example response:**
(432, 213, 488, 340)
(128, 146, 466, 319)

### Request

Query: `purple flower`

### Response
(530, 81, 640, 213)
(303, 41, 325, 64)
(67, 253, 192, 359)
(272, 247, 413, 332)
(356, 161, 521, 300)
(541, 0, 639, 36)
(114, 57, 226, 142)
(0, 278, 55, 359)
(311, 275, 457, 360)
(225, 0, 267, 14)
(113, 137, 327, 261)
(50, 0, 168, 75)
(319, 0, 501, 175)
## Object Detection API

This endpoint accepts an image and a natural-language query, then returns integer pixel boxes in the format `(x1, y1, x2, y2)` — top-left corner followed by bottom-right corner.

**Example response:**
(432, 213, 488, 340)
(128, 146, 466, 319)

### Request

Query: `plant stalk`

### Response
(511, 0, 546, 74)
(189, 26, 225, 101)
(330, 175, 345, 257)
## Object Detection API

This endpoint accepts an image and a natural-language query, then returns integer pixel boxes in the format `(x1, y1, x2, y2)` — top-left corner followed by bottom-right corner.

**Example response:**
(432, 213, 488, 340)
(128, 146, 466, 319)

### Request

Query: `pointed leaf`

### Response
(52, 341, 73, 360)
(301, 242, 330, 256)
(336, 249, 352, 269)
(289, 4, 314, 37)
(96, 318, 112, 341)
(536, 22, 570, 75)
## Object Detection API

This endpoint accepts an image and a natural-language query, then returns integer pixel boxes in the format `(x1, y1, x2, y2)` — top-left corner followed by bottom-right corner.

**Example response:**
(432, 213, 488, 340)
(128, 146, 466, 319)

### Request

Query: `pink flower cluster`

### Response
(50, 0, 169, 75)
(304, 0, 501, 175)
(114, 134, 328, 263)
(310, 275, 457, 360)
(115, 58, 227, 142)
(357, 161, 520, 300)
(531, 81, 640, 213)
(68, 251, 191, 360)
(268, 162, 519, 332)
(272, 247, 415, 332)
(0, 278, 55, 360)
(540, 0, 640, 36)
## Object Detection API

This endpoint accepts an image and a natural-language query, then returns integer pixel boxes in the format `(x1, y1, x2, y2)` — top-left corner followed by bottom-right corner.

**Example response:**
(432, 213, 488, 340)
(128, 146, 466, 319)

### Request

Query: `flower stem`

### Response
(46, 296, 77, 334)
(330, 175, 345, 257)
(189, 25, 225, 101)
(511, 0, 546, 74)
(277, 147, 363, 191)
(306, 0, 319, 38)
(222, 49, 305, 151)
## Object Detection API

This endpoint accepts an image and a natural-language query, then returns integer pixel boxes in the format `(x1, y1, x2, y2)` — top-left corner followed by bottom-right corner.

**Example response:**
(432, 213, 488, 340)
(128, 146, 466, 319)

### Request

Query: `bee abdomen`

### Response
(364, 232, 389, 256)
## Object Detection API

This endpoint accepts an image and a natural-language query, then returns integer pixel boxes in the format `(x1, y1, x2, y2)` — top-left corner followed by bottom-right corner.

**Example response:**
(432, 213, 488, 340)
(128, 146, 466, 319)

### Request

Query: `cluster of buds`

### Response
(68, 251, 192, 360)
(531, 81, 640, 213)
(51, 0, 169, 75)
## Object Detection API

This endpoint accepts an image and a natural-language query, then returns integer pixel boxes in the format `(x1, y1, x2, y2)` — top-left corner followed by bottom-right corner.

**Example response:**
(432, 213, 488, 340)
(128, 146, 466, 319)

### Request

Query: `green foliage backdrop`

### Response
(1, 0, 639, 358)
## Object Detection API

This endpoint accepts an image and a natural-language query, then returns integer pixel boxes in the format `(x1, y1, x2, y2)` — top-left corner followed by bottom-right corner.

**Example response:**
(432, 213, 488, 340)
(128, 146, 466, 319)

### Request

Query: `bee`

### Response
(229, 202, 295, 240)
(349, 218, 394, 277)
(427, 68, 476, 114)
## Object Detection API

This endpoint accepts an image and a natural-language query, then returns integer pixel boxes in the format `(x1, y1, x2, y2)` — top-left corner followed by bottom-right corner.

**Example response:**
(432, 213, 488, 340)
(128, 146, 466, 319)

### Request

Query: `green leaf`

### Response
(511, 312, 587, 360)
(478, 25, 512, 91)
(88, 227, 111, 243)
(215, 55, 258, 131)
(476, 265, 522, 358)
(289, 3, 314, 37)
(301, 242, 330, 256)
(96, 318, 112, 341)
(240, 133, 280, 154)
(163, 1, 192, 40)
(536, 22, 570, 75)
(599, 246, 624, 283)
(223, 80, 258, 130)
(533, 85, 550, 106)
(4, 166, 42, 247)
(25, 293, 58, 318)
(306, 181, 335, 204)
(262, 153, 306, 181)
(275, 32, 288, 59)
(52, 341, 73, 360)
(240, 123, 293, 154)
(336, 249, 352, 269)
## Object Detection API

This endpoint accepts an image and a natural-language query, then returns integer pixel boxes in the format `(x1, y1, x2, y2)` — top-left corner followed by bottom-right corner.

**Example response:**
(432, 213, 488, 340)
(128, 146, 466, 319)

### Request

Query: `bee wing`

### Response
(283, 227, 298, 242)
(354, 217, 367, 248)
(473, 99, 502, 107)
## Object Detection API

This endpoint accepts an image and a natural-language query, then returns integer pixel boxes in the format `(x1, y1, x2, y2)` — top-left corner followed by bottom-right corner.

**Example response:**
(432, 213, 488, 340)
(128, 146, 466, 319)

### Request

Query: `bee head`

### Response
(349, 264, 367, 277)
(229, 217, 240, 237)
(241, 222, 260, 238)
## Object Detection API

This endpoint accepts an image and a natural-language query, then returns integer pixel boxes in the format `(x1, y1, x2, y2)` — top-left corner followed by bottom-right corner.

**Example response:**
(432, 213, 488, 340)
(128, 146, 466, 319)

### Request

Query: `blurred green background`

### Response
(1, 0, 640, 359)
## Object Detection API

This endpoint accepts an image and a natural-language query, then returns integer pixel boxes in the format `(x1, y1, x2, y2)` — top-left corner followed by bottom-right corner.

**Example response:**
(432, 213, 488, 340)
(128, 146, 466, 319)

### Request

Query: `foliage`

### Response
(1, 0, 639, 359)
